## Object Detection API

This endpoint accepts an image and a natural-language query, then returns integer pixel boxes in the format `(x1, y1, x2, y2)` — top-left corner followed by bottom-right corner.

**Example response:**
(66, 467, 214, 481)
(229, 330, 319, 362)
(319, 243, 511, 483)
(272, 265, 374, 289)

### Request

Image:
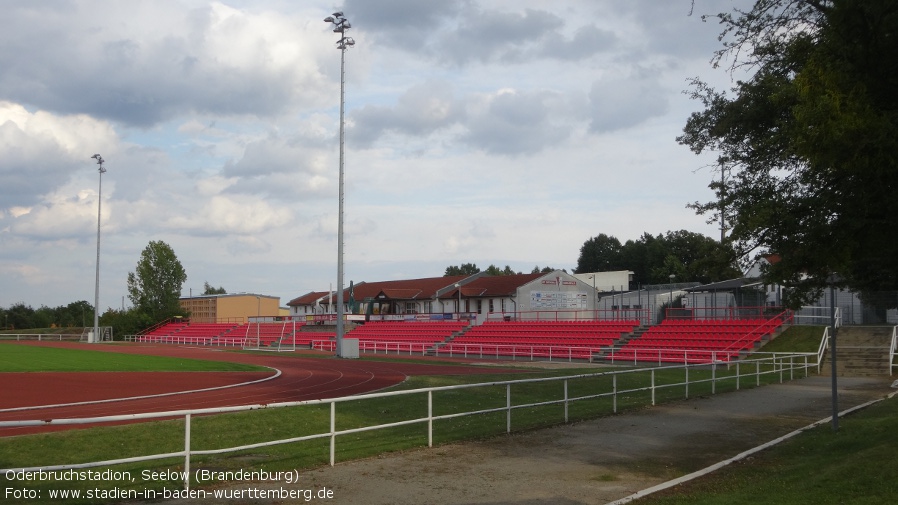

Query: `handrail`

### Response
(1, 354, 814, 492)
(890, 325, 897, 376)
(817, 326, 830, 374)
(0, 333, 80, 341)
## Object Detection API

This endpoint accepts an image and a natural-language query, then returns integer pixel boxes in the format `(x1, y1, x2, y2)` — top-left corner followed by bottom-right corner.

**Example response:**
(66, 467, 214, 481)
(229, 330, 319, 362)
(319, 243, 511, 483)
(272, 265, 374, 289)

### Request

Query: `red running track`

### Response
(0, 341, 522, 436)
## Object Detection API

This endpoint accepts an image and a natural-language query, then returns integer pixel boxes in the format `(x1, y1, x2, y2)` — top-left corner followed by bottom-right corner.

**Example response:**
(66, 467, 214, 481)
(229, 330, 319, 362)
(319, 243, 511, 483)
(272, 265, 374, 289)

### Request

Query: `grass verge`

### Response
(636, 393, 898, 505)
(0, 343, 267, 372)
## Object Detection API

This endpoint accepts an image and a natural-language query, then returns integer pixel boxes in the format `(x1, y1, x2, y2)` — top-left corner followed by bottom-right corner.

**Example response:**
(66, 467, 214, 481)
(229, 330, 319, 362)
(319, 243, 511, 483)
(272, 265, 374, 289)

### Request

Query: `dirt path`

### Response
(157, 375, 893, 505)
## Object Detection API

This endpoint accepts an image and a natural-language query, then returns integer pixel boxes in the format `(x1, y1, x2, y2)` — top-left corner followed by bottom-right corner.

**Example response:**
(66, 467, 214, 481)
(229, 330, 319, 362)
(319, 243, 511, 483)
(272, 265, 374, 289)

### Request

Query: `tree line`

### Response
(2, 240, 196, 336)
(445, 229, 742, 288)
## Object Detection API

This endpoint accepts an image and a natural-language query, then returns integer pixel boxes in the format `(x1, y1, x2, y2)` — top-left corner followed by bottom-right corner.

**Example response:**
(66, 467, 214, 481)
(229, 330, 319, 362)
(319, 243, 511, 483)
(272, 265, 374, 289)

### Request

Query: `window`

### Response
(405, 302, 418, 314)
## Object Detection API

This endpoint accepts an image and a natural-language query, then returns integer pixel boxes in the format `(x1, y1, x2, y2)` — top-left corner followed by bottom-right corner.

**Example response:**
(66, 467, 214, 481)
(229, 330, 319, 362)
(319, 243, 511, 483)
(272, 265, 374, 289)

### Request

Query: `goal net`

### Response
(242, 317, 297, 352)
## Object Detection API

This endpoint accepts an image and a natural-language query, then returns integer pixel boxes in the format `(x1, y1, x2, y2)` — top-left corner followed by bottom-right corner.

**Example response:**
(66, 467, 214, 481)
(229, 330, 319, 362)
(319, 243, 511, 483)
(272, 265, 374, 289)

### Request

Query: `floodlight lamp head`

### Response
(324, 16, 334, 22)
(91, 154, 102, 161)
(333, 11, 343, 17)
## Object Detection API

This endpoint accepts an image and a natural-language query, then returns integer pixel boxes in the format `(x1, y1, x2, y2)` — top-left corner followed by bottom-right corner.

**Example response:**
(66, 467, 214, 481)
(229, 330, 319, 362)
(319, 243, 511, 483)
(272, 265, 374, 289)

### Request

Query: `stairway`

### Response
(820, 326, 893, 377)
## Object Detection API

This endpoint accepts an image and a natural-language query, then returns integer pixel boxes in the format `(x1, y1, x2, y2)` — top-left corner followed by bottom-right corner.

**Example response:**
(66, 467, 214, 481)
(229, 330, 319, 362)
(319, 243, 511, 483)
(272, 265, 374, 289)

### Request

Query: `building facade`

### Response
(179, 293, 281, 323)
(287, 270, 605, 324)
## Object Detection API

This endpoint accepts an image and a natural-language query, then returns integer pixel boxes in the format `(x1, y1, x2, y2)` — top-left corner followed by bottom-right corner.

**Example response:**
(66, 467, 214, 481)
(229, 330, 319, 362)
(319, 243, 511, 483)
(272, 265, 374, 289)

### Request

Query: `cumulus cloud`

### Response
(221, 133, 334, 200)
(460, 89, 572, 155)
(0, 101, 118, 208)
(350, 80, 463, 147)
(166, 195, 293, 235)
(587, 73, 670, 133)
(0, 1, 328, 127)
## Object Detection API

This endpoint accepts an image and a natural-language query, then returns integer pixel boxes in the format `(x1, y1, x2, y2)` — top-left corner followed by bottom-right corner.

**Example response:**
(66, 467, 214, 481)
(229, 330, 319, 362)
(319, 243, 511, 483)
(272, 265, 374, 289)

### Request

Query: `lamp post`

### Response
(324, 12, 355, 357)
(91, 154, 106, 343)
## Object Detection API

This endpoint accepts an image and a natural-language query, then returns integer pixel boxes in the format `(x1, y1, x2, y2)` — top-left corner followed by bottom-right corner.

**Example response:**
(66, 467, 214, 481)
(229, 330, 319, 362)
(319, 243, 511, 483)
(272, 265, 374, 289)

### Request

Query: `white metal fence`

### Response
(0, 353, 816, 492)
(890, 326, 897, 376)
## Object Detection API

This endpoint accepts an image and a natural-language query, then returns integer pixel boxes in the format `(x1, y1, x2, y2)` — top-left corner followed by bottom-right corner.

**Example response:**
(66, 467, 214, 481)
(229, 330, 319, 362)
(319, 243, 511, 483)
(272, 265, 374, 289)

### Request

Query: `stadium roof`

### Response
(438, 273, 544, 299)
(287, 275, 471, 306)
(287, 272, 553, 306)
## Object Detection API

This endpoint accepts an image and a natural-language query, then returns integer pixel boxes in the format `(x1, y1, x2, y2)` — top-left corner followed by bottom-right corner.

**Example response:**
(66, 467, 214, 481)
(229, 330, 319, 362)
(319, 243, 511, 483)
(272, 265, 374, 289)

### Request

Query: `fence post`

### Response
(651, 369, 656, 406)
(506, 384, 512, 433)
(329, 402, 336, 466)
(564, 379, 569, 423)
(712, 361, 716, 395)
(736, 361, 741, 391)
(183, 414, 191, 491)
(685, 365, 689, 399)
(428, 390, 433, 448)
(613, 374, 618, 413)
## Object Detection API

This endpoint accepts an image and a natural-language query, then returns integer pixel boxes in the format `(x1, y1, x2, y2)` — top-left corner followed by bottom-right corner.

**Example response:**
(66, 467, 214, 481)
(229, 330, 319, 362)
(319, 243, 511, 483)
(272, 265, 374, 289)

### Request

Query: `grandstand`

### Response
(133, 313, 789, 365)
(348, 320, 469, 354)
(435, 320, 640, 360)
(605, 317, 784, 364)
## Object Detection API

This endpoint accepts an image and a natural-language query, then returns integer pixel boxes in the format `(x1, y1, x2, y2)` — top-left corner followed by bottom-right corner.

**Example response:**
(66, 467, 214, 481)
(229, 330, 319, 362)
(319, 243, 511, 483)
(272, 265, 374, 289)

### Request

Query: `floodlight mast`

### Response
(324, 12, 355, 357)
(91, 154, 106, 343)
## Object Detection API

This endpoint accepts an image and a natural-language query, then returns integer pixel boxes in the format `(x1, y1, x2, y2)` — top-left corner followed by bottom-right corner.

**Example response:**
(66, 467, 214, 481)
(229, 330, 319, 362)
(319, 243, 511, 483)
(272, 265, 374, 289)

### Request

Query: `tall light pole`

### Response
(324, 12, 355, 357)
(91, 154, 106, 343)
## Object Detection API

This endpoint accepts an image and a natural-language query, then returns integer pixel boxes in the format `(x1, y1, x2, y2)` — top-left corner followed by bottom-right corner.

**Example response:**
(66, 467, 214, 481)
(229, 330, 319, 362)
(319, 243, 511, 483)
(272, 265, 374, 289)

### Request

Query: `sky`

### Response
(0, 0, 749, 311)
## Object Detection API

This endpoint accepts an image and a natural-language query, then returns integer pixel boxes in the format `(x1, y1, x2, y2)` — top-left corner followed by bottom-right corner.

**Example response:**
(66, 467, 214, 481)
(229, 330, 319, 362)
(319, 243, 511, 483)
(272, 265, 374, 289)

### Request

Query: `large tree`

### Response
(202, 282, 227, 295)
(127, 240, 188, 322)
(575, 231, 740, 285)
(444, 263, 481, 276)
(575, 234, 624, 274)
(680, 0, 898, 306)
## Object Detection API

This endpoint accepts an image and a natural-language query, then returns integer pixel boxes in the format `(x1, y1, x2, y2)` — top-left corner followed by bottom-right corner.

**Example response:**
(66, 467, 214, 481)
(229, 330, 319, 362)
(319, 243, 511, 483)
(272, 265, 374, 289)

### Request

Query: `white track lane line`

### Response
(0, 368, 281, 413)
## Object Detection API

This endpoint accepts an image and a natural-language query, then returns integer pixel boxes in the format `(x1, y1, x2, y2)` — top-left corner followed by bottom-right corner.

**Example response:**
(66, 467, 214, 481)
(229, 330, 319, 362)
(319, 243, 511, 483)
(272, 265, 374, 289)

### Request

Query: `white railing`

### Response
(793, 306, 842, 327)
(433, 343, 603, 362)
(1, 354, 816, 492)
(817, 326, 831, 374)
(890, 326, 897, 376)
(126, 335, 242, 347)
(0, 333, 80, 341)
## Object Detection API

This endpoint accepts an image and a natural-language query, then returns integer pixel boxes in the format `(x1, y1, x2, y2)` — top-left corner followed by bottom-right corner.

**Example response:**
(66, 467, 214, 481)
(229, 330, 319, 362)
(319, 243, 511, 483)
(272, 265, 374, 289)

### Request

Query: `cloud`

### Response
(345, 1, 613, 65)
(349, 80, 463, 147)
(220, 132, 334, 200)
(460, 88, 572, 155)
(587, 72, 670, 133)
(0, 1, 328, 127)
(165, 195, 293, 235)
(0, 101, 118, 209)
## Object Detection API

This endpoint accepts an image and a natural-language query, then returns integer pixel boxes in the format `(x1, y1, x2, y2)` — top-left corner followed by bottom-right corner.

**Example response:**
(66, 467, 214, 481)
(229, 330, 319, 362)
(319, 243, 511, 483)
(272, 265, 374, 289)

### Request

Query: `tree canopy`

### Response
(679, 0, 898, 306)
(575, 230, 741, 286)
(126, 240, 188, 321)
(202, 282, 227, 295)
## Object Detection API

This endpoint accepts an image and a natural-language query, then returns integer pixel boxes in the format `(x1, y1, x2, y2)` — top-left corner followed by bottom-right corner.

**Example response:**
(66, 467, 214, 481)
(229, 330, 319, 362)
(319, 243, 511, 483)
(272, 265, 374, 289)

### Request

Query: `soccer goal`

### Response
(242, 317, 297, 352)
(80, 326, 113, 343)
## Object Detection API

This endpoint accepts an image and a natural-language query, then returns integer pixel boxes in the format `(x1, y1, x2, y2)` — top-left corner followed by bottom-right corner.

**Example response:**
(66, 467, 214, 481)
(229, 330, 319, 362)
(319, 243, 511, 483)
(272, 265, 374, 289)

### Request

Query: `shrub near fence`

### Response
(0, 353, 816, 494)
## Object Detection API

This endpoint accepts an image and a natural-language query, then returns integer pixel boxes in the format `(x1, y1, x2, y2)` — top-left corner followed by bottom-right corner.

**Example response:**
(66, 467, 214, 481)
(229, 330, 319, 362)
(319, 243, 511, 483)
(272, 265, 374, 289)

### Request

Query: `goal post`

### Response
(242, 316, 296, 352)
